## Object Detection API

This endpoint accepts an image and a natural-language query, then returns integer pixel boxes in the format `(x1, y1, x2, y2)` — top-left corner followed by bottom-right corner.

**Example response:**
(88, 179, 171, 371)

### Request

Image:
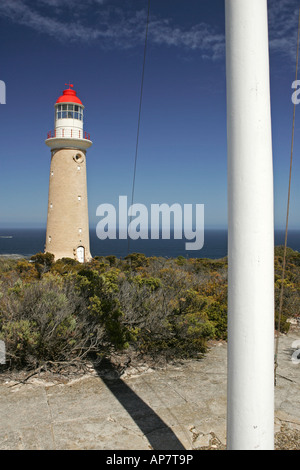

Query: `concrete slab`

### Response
(0, 327, 300, 450)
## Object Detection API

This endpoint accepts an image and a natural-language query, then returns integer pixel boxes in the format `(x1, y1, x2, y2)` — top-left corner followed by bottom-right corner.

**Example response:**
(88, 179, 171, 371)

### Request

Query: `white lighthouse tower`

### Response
(45, 84, 92, 263)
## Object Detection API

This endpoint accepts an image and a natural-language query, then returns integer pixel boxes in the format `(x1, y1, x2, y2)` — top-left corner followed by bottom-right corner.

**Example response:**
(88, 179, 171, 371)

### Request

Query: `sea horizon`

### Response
(0, 227, 299, 260)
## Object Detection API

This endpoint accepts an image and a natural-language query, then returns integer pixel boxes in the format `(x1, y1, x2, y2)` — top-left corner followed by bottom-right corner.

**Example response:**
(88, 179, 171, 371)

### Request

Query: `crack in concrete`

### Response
(44, 387, 56, 450)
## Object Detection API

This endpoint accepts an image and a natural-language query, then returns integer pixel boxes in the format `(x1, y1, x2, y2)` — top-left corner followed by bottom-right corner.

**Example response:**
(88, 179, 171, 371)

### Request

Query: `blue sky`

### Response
(0, 0, 300, 230)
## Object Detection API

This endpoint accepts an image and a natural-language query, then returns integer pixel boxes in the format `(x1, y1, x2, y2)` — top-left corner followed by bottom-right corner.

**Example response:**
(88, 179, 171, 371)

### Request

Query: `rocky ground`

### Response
(0, 327, 300, 450)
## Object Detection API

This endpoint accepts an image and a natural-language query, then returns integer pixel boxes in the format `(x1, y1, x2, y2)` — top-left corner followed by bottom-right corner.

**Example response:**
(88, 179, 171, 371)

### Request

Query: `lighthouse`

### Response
(45, 84, 92, 263)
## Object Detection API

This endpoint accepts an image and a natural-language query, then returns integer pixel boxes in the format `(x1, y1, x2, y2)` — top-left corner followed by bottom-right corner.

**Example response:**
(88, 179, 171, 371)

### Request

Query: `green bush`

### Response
(0, 274, 106, 368)
(1, 247, 298, 371)
(206, 301, 228, 340)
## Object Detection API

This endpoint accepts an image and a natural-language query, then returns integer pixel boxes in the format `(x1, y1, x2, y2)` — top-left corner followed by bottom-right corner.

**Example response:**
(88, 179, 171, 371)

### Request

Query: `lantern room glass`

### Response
(56, 104, 83, 121)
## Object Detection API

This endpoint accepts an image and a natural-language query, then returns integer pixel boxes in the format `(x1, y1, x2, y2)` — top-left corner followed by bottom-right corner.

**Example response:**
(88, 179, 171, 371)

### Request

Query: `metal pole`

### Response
(225, 0, 274, 450)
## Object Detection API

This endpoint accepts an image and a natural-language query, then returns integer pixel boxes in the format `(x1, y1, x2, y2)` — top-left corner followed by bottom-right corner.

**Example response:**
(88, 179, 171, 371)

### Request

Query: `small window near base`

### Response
(73, 153, 84, 164)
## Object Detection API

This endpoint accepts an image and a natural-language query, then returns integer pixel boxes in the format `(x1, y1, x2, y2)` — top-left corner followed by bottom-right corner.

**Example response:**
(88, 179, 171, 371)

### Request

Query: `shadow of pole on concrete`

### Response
(95, 359, 185, 450)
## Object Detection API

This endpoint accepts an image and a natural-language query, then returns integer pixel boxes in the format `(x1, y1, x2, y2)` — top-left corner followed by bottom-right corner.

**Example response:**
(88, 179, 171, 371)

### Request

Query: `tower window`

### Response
(79, 228, 82, 234)
(74, 153, 84, 163)
(72, 106, 83, 121)
(56, 104, 78, 120)
(50, 203, 53, 209)
(78, 196, 81, 201)
(55, 104, 83, 121)
(48, 236, 52, 243)
(77, 166, 81, 171)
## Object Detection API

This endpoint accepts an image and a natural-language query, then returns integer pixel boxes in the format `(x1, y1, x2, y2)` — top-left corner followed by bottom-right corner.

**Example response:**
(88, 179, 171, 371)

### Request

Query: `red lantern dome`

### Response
(56, 84, 83, 105)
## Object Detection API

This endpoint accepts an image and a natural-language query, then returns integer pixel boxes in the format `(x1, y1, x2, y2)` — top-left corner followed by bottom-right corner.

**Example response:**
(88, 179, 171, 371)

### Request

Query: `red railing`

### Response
(47, 129, 91, 140)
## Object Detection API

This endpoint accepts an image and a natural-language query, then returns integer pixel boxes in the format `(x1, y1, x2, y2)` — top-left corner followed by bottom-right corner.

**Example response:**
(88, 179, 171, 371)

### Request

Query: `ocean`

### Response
(0, 228, 299, 260)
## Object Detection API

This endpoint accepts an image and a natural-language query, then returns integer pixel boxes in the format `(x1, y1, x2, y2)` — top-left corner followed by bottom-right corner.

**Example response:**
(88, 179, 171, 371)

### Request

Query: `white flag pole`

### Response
(225, 0, 275, 450)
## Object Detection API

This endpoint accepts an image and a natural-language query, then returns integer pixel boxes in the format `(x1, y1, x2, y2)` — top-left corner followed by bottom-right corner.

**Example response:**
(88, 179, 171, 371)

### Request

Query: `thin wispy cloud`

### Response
(0, 0, 225, 59)
(268, 0, 300, 61)
(0, 0, 298, 61)
(0, 0, 108, 42)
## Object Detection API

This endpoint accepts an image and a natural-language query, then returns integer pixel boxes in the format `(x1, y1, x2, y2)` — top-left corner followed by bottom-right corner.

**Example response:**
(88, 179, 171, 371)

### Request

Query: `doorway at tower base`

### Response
(44, 247, 92, 264)
(77, 246, 85, 263)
